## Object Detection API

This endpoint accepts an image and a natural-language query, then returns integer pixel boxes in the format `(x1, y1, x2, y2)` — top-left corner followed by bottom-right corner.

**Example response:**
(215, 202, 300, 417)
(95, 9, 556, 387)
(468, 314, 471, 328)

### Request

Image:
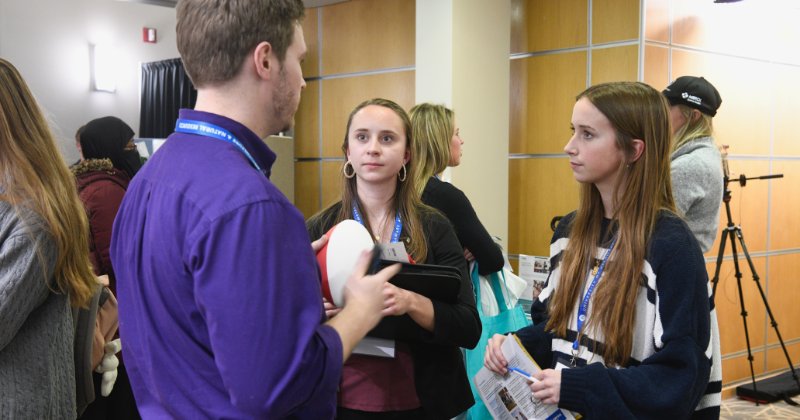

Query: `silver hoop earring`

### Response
(343, 161, 355, 179)
(398, 164, 407, 182)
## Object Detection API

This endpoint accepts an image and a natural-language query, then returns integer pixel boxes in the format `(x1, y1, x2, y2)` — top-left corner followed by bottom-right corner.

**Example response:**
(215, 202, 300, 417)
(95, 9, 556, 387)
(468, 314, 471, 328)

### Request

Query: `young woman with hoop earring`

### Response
(307, 98, 481, 419)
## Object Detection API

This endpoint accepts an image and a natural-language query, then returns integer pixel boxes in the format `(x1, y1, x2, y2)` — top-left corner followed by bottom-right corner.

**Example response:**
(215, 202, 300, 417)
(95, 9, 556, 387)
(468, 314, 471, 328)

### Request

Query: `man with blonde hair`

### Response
(111, 1, 397, 417)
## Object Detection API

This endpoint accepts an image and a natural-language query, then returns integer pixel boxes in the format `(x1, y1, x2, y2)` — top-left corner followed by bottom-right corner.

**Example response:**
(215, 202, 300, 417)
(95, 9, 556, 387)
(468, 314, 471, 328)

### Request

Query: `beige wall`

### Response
(450, 0, 511, 248)
(415, 0, 511, 248)
(509, 0, 800, 396)
(0, 0, 179, 163)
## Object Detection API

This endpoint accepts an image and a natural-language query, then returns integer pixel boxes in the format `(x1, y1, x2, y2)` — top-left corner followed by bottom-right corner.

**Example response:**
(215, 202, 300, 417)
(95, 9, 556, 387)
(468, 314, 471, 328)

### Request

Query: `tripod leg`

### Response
(734, 228, 800, 392)
(711, 227, 730, 300)
(727, 230, 760, 402)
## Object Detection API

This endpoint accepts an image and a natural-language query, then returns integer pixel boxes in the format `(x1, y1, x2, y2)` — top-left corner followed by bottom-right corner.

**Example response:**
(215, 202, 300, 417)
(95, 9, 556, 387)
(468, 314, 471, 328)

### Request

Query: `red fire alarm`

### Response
(142, 27, 157, 44)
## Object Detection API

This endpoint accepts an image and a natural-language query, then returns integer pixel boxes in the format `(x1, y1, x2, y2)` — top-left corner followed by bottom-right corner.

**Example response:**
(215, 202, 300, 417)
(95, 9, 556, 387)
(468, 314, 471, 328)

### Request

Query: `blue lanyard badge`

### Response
(352, 205, 403, 243)
(175, 119, 263, 173)
(573, 235, 617, 354)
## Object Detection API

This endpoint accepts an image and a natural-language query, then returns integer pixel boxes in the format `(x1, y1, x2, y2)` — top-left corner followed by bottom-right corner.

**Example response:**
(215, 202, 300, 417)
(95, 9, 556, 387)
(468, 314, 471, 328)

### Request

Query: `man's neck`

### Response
(192, 85, 276, 139)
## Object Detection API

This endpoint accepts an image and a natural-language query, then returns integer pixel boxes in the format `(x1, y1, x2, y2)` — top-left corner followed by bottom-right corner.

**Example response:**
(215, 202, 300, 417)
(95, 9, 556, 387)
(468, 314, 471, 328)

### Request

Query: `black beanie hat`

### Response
(662, 76, 722, 117)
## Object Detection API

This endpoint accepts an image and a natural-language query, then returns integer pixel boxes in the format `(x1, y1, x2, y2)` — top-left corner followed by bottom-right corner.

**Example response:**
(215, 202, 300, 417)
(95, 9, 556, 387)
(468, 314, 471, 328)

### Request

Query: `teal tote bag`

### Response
(464, 263, 532, 420)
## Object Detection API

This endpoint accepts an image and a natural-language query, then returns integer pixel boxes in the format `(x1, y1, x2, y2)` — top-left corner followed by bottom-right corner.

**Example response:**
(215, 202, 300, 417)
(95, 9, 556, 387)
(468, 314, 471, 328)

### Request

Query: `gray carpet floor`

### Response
(721, 397, 800, 419)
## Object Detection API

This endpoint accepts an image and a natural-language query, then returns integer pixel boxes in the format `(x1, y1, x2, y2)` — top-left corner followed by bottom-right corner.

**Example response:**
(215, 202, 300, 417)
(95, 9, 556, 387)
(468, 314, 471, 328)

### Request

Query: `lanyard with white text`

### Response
(174, 119, 263, 173)
(572, 235, 617, 363)
(352, 205, 403, 243)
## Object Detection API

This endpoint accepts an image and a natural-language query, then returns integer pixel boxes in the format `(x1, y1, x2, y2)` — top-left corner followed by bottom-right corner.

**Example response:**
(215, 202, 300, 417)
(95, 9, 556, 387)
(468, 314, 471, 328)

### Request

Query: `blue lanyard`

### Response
(573, 235, 617, 352)
(175, 119, 263, 173)
(352, 205, 403, 243)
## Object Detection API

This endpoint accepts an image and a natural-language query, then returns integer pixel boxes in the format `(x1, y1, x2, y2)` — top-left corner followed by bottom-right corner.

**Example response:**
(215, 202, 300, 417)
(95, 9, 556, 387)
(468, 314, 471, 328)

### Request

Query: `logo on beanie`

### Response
(682, 92, 702, 106)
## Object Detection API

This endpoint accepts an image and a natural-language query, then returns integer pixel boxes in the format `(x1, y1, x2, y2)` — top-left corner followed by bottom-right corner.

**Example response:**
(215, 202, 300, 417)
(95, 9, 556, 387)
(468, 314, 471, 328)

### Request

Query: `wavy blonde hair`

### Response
(409, 103, 454, 195)
(546, 82, 676, 367)
(0, 58, 96, 307)
(671, 104, 714, 153)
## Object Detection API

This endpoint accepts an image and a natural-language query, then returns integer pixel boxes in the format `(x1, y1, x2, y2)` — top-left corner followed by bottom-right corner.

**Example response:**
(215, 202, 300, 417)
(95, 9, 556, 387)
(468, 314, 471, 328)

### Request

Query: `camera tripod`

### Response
(710, 172, 800, 403)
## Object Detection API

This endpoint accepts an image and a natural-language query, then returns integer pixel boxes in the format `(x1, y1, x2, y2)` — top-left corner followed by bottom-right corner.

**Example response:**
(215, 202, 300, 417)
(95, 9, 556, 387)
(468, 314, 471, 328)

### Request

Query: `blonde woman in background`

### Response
(0, 58, 97, 417)
(409, 103, 503, 276)
(662, 76, 724, 253)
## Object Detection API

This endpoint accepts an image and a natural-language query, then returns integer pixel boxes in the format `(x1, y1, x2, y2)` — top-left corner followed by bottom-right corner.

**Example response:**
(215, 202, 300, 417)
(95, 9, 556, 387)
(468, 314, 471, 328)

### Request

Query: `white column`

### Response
(415, 0, 453, 105)
(416, 0, 510, 248)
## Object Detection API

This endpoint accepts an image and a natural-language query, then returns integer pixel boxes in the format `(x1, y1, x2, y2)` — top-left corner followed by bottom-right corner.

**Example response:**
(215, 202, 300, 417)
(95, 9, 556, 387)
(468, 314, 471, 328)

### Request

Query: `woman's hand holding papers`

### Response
(485, 334, 562, 405)
(531, 369, 561, 405)
(484, 333, 509, 374)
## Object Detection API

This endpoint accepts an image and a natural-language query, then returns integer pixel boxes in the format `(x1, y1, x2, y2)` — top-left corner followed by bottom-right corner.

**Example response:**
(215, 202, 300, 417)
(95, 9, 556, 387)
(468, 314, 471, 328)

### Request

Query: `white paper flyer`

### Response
(473, 335, 576, 420)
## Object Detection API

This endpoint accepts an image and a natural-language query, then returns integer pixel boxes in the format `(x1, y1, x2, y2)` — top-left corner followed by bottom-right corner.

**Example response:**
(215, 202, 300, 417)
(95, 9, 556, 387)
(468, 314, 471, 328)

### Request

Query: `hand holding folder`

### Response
(369, 260, 462, 339)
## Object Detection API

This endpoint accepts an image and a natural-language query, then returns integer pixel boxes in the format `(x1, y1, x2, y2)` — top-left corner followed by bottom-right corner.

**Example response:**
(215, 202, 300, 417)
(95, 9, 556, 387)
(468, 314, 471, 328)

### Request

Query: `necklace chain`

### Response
(373, 210, 392, 241)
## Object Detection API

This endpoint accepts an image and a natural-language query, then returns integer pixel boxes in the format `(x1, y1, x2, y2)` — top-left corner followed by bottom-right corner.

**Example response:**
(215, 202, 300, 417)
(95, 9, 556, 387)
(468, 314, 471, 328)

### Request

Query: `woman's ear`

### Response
(630, 139, 645, 163)
(404, 149, 410, 165)
(690, 109, 702, 123)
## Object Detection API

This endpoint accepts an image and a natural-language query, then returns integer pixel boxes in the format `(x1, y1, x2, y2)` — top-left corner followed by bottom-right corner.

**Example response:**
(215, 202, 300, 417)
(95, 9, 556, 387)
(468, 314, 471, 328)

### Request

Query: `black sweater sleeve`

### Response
(422, 177, 504, 275)
(422, 210, 482, 349)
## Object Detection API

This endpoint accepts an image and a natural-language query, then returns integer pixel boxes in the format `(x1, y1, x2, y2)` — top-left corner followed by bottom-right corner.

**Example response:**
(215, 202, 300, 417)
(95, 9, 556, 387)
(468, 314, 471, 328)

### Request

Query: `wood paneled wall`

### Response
(509, 0, 640, 257)
(294, 0, 415, 219)
(511, 0, 800, 396)
(644, 0, 800, 394)
(643, 0, 800, 393)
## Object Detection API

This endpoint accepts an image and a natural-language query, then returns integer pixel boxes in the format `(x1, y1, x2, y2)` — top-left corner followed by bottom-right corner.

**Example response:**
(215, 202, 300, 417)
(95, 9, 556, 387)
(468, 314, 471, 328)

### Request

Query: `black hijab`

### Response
(79, 116, 142, 178)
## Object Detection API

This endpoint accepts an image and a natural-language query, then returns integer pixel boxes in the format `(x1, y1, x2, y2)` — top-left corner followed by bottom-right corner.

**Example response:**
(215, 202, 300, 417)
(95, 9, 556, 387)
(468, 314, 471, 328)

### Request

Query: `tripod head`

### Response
(719, 145, 783, 229)
(720, 145, 783, 201)
(725, 173, 784, 188)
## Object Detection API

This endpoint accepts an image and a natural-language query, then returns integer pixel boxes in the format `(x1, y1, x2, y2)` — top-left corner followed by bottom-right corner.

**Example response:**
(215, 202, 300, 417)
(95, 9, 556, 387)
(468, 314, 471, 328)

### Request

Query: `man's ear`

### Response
(630, 139, 645, 163)
(252, 41, 274, 81)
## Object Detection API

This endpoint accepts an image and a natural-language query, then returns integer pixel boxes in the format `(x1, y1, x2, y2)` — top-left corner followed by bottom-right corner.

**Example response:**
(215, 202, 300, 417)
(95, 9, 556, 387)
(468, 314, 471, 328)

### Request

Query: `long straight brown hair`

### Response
(0, 58, 96, 307)
(546, 82, 676, 366)
(314, 98, 429, 262)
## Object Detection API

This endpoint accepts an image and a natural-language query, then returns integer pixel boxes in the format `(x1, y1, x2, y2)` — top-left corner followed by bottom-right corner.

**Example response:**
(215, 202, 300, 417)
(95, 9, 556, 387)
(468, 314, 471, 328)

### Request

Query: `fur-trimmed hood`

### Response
(71, 159, 130, 193)
(70, 158, 115, 177)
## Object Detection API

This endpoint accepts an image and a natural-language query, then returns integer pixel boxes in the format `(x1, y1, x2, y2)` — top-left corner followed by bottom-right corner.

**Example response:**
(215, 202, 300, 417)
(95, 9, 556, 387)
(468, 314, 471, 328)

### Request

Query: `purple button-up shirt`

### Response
(111, 109, 342, 419)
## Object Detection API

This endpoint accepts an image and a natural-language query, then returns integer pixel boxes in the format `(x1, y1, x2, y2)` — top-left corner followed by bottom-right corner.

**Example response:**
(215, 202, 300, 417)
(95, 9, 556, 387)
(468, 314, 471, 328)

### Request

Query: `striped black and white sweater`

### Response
(516, 211, 721, 419)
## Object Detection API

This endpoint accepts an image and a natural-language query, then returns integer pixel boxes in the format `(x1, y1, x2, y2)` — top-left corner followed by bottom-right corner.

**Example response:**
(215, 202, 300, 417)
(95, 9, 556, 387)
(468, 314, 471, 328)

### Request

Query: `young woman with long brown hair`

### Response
(484, 82, 721, 419)
(307, 98, 481, 419)
(0, 58, 97, 417)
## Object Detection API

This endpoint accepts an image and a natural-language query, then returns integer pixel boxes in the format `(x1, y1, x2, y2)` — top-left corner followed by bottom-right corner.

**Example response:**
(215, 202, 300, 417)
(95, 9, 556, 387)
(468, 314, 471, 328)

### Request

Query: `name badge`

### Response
(380, 242, 411, 263)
